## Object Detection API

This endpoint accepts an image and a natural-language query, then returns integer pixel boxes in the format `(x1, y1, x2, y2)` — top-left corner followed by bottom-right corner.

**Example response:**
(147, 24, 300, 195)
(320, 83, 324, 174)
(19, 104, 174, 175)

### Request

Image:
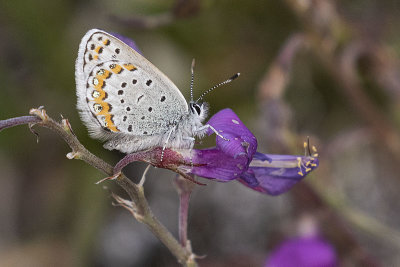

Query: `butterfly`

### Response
(75, 29, 237, 156)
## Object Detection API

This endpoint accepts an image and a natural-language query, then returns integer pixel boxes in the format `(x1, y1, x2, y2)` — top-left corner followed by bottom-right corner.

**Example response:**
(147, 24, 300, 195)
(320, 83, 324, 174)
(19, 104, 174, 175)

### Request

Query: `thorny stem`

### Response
(0, 108, 197, 267)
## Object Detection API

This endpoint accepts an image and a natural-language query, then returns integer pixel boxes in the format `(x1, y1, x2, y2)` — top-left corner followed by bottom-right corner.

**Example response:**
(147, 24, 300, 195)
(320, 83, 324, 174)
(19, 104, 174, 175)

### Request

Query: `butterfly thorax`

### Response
(164, 101, 209, 149)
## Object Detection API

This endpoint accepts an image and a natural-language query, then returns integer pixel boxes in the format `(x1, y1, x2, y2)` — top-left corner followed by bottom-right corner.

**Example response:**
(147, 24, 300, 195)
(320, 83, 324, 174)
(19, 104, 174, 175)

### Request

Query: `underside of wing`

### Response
(103, 134, 168, 153)
(75, 29, 188, 141)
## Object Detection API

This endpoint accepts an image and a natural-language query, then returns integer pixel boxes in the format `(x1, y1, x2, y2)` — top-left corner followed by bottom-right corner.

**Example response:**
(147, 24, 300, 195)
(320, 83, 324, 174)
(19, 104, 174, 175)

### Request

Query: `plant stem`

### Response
(175, 175, 195, 248)
(0, 109, 197, 266)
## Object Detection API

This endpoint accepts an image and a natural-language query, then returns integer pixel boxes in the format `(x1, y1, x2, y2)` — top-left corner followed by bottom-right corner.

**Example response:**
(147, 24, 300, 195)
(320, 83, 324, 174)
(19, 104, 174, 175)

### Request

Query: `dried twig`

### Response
(0, 115, 41, 132)
(0, 108, 197, 267)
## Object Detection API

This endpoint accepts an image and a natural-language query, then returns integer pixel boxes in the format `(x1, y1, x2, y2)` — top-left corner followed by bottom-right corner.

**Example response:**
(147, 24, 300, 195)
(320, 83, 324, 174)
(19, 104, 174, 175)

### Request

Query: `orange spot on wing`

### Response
(123, 63, 137, 71)
(95, 103, 119, 132)
(110, 64, 123, 74)
(89, 69, 120, 132)
(95, 46, 103, 53)
(95, 101, 109, 115)
(105, 115, 119, 132)
(93, 78, 104, 90)
(92, 72, 110, 100)
(93, 89, 106, 101)
(99, 70, 111, 79)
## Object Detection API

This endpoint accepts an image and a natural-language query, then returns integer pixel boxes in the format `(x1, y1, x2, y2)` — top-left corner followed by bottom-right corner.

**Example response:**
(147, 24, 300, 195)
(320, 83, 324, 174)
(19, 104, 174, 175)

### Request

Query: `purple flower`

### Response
(238, 152, 319, 196)
(189, 108, 257, 181)
(110, 32, 142, 54)
(266, 236, 337, 267)
(113, 108, 318, 195)
(191, 108, 318, 195)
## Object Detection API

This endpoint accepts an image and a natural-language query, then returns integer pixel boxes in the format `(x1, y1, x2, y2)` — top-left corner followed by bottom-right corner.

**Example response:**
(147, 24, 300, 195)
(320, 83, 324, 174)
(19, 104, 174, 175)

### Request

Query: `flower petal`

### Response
(266, 237, 337, 267)
(206, 108, 257, 160)
(188, 109, 258, 181)
(189, 148, 249, 181)
(238, 153, 319, 195)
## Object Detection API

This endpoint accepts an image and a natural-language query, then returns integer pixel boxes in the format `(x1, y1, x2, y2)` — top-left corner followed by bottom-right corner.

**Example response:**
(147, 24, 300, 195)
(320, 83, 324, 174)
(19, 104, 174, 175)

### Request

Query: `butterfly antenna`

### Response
(190, 58, 195, 102)
(196, 73, 240, 102)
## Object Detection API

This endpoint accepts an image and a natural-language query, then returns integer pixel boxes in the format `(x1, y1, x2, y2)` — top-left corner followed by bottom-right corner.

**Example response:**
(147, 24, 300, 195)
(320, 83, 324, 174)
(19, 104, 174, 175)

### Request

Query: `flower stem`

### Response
(175, 175, 196, 248)
(179, 188, 191, 247)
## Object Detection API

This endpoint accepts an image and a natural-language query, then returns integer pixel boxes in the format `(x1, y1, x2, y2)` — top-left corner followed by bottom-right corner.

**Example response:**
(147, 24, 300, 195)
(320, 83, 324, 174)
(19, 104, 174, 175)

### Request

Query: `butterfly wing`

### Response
(75, 29, 188, 152)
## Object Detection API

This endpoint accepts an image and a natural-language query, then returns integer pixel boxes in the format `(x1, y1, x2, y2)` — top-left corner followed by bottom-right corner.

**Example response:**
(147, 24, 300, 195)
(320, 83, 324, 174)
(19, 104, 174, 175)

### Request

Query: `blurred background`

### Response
(1, 0, 400, 266)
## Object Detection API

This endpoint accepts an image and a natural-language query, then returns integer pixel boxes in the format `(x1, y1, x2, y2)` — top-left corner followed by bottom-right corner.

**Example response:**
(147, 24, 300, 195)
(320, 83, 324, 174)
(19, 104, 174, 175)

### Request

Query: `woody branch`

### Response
(0, 108, 197, 267)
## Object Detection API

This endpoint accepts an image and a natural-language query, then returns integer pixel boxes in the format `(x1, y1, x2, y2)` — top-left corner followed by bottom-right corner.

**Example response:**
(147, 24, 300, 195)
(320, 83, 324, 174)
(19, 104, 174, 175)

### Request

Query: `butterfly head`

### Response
(188, 59, 238, 123)
(189, 101, 209, 122)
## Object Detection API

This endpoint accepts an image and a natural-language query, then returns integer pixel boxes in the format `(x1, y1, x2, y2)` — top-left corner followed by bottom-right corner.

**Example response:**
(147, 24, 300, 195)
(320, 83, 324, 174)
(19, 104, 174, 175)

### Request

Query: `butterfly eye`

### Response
(190, 103, 202, 115)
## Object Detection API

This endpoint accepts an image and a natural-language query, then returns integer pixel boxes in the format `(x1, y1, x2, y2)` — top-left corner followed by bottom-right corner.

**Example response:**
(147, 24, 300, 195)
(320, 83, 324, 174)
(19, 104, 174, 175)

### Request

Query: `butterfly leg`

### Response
(161, 127, 175, 162)
(198, 124, 230, 141)
(183, 136, 196, 167)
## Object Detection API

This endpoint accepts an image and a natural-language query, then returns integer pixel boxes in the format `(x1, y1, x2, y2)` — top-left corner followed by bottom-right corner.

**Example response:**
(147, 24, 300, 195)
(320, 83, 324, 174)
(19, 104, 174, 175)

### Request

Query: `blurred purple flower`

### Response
(113, 108, 318, 195)
(266, 236, 337, 267)
(110, 32, 142, 54)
